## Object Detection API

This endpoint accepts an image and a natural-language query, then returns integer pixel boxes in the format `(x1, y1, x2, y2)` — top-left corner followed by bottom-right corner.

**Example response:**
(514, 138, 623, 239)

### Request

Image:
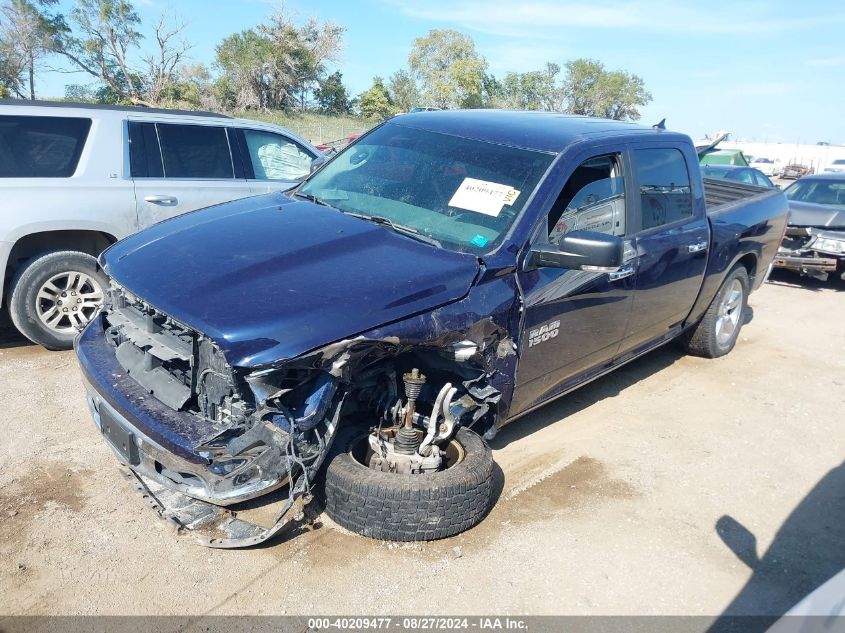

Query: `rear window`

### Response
(156, 123, 234, 179)
(0, 115, 91, 178)
(634, 148, 693, 230)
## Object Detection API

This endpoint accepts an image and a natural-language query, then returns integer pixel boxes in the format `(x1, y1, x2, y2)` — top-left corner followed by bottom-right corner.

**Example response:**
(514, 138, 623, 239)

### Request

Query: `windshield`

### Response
(784, 179, 845, 207)
(298, 123, 554, 253)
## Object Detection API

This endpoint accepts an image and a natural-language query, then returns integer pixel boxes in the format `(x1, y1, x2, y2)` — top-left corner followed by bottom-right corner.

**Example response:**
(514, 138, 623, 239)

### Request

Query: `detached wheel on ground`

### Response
(323, 426, 495, 541)
(683, 265, 750, 358)
(8, 250, 108, 350)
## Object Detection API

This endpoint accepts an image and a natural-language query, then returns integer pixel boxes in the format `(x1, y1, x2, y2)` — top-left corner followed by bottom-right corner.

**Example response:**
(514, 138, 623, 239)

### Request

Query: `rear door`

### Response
(616, 145, 709, 356)
(129, 120, 252, 227)
(231, 127, 318, 195)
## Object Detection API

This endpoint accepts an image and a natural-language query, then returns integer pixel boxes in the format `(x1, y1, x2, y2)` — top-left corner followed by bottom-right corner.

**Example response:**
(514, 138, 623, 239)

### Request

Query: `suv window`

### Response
(0, 115, 91, 178)
(156, 123, 234, 179)
(634, 148, 693, 230)
(547, 154, 626, 244)
(243, 129, 313, 181)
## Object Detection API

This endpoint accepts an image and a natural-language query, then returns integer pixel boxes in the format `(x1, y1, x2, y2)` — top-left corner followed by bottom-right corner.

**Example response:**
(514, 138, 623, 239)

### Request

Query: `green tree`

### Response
(562, 58, 651, 121)
(359, 76, 394, 121)
(215, 28, 281, 110)
(214, 6, 344, 112)
(408, 29, 487, 109)
(387, 69, 419, 112)
(0, 0, 64, 100)
(314, 70, 349, 114)
(53, 0, 190, 106)
(500, 65, 560, 111)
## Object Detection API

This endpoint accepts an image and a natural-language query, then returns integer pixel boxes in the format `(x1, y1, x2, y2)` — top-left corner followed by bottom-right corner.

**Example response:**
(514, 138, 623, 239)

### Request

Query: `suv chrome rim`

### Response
(715, 279, 743, 346)
(36, 271, 104, 333)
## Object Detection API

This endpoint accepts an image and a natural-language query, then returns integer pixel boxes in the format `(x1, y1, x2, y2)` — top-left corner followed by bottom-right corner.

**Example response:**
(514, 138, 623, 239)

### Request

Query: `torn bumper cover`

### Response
(120, 466, 309, 548)
(77, 317, 287, 506)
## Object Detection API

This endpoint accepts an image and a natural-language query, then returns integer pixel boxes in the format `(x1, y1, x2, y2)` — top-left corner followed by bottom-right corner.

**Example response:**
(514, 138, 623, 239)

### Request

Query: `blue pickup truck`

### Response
(75, 111, 789, 547)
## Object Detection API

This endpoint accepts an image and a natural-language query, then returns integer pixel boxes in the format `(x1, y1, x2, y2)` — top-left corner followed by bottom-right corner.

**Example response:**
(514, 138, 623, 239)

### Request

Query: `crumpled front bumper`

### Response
(75, 316, 287, 506)
(76, 316, 313, 547)
(773, 252, 839, 273)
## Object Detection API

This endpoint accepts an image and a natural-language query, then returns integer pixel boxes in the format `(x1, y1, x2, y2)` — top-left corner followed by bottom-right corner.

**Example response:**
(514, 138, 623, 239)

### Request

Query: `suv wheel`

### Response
(8, 251, 108, 350)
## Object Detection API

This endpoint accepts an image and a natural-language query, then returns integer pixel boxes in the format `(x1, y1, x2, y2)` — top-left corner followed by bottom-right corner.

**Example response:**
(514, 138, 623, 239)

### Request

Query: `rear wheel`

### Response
(683, 265, 749, 358)
(323, 426, 495, 541)
(8, 250, 108, 350)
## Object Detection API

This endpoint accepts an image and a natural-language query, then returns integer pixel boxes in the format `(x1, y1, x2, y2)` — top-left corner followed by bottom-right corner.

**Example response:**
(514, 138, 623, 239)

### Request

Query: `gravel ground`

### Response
(0, 270, 843, 619)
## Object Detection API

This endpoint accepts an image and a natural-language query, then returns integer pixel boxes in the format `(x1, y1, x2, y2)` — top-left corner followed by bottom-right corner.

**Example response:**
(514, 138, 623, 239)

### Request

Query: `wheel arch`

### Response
(3, 229, 117, 306)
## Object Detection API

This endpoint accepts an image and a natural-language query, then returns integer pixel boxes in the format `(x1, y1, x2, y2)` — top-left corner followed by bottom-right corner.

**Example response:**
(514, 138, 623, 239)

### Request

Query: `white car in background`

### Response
(0, 99, 324, 349)
(824, 158, 845, 173)
(750, 157, 778, 177)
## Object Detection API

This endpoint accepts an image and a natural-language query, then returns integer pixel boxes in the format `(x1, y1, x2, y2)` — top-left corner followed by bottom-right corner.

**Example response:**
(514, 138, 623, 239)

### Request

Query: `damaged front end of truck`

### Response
(76, 267, 519, 548)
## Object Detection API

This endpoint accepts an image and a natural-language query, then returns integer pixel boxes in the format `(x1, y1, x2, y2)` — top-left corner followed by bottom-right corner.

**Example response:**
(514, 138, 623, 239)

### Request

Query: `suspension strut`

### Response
(394, 368, 426, 454)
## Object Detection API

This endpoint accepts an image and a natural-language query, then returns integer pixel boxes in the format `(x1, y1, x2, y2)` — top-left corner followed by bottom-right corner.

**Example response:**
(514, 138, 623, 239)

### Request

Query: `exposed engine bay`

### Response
(96, 282, 503, 546)
(774, 226, 845, 280)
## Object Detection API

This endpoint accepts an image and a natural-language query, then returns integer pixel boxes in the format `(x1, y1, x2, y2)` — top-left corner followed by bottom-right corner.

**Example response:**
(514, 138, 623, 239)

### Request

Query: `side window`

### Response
(0, 115, 91, 178)
(754, 171, 773, 188)
(243, 129, 313, 181)
(156, 123, 234, 179)
(128, 121, 163, 178)
(634, 148, 693, 231)
(547, 154, 626, 244)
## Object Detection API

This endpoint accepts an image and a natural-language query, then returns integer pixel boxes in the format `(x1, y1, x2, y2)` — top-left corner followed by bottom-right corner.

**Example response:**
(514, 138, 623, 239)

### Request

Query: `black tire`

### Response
(683, 265, 750, 358)
(8, 250, 108, 350)
(323, 426, 494, 541)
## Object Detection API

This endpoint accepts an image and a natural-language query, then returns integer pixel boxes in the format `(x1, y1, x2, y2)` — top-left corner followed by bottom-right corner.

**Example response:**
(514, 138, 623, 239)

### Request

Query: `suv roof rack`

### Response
(0, 98, 233, 119)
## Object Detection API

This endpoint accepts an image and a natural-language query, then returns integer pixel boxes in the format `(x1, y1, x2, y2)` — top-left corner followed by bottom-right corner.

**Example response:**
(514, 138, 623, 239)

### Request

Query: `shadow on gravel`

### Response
(709, 460, 845, 631)
(767, 268, 844, 292)
(0, 313, 32, 350)
(491, 343, 688, 449)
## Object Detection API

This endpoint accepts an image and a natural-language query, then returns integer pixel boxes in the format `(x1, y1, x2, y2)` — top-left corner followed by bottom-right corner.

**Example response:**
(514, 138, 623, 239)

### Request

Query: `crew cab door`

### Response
(616, 145, 709, 355)
(128, 120, 252, 227)
(510, 150, 637, 417)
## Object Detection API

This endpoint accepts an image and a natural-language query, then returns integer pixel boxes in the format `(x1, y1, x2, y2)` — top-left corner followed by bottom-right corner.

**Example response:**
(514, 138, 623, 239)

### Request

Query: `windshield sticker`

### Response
(469, 234, 489, 248)
(448, 178, 521, 217)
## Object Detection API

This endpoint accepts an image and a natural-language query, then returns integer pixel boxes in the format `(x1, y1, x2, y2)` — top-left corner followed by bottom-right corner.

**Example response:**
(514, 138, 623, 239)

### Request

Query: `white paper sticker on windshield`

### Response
(448, 178, 521, 217)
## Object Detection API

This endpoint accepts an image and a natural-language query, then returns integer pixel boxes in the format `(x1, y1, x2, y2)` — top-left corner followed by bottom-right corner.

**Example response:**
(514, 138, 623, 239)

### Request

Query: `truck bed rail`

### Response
(704, 178, 770, 209)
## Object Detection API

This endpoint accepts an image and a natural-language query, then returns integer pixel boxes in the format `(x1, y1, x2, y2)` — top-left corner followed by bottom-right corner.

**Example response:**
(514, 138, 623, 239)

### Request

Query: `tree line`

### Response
(0, 0, 652, 121)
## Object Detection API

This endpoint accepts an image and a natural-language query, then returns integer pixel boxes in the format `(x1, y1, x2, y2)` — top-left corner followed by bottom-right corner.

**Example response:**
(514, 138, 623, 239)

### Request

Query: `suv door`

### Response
(128, 120, 252, 227)
(510, 149, 637, 417)
(615, 145, 708, 358)
(232, 128, 318, 195)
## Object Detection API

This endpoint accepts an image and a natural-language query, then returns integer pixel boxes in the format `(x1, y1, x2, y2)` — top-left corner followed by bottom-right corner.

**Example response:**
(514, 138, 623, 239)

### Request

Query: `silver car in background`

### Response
(0, 100, 323, 349)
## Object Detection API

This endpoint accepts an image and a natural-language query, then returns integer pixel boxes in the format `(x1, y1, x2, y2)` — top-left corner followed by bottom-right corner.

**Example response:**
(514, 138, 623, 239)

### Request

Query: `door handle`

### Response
(144, 195, 178, 206)
(688, 240, 708, 254)
(608, 263, 636, 282)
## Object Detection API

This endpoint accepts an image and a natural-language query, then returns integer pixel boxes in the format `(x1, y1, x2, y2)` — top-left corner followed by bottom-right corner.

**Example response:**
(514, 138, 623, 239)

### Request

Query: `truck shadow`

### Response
(708, 459, 845, 631)
(492, 343, 687, 449)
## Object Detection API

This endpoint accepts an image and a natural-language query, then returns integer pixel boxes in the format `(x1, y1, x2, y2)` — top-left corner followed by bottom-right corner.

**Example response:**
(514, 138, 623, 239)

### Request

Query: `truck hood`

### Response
(103, 193, 481, 367)
(787, 200, 845, 229)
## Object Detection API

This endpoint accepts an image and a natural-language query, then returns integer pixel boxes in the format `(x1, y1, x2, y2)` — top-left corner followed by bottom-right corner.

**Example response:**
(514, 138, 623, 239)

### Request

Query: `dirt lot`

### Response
(0, 270, 843, 618)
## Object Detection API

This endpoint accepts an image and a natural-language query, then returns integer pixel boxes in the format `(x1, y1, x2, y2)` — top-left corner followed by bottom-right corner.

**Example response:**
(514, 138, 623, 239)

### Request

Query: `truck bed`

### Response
(703, 178, 771, 209)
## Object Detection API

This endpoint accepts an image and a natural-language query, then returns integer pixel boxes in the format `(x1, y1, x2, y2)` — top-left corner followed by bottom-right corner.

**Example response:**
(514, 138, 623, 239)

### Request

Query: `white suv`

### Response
(0, 100, 324, 349)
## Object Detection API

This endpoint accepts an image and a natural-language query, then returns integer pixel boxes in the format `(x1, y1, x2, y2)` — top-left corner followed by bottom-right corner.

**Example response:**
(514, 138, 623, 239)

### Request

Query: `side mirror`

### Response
(716, 515, 760, 569)
(529, 230, 624, 271)
(310, 155, 328, 173)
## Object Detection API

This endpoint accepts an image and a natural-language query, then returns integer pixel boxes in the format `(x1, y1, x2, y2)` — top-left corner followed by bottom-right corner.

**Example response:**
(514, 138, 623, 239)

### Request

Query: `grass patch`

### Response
(233, 111, 378, 144)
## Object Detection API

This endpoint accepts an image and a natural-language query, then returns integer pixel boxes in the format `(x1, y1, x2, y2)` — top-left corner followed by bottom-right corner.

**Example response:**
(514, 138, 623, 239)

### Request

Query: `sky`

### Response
(35, 0, 845, 144)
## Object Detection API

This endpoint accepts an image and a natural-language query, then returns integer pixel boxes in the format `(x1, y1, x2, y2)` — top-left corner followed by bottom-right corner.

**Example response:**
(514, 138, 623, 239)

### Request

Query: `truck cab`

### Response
(75, 111, 788, 546)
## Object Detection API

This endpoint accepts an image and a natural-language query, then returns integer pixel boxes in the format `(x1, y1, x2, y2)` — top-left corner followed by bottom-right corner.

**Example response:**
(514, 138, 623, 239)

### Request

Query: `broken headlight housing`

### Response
(810, 233, 845, 255)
